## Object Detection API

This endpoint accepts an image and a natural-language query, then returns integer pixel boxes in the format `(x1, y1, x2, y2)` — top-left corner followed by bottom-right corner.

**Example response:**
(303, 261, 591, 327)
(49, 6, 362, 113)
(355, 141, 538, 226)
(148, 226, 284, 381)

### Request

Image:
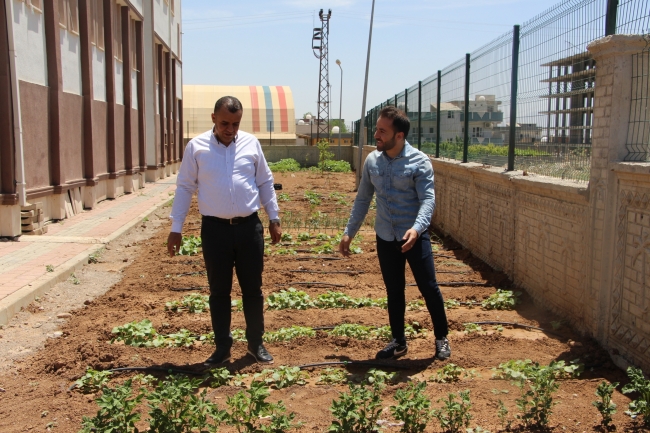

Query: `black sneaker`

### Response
(248, 343, 274, 364)
(435, 337, 451, 360)
(204, 347, 231, 365)
(376, 339, 408, 360)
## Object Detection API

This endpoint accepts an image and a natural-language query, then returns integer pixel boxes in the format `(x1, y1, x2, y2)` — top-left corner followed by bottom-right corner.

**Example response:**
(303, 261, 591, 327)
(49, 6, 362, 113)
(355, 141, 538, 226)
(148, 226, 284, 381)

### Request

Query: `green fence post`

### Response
(463, 53, 470, 163)
(394, 94, 398, 107)
(605, 0, 619, 36)
(508, 25, 520, 171)
(404, 88, 408, 113)
(436, 70, 441, 158)
(417, 80, 422, 150)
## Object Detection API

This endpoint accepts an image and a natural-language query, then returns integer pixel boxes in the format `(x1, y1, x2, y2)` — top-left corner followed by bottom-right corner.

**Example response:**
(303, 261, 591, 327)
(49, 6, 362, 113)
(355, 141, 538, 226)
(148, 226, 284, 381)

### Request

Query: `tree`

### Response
(302, 112, 313, 119)
(330, 119, 348, 133)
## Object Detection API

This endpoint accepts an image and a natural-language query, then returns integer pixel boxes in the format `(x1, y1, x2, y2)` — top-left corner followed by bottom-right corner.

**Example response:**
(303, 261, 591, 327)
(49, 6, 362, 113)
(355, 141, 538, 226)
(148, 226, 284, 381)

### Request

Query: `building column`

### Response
(103, 0, 119, 198)
(43, 0, 66, 219)
(157, 43, 165, 177)
(78, 0, 97, 209)
(165, 50, 172, 176)
(136, 20, 146, 177)
(121, 6, 135, 193)
(587, 35, 649, 369)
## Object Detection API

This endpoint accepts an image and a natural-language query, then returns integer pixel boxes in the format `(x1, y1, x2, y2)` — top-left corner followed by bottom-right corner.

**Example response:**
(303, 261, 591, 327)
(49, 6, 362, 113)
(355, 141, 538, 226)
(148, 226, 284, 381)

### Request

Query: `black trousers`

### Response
(201, 214, 265, 349)
(376, 232, 448, 341)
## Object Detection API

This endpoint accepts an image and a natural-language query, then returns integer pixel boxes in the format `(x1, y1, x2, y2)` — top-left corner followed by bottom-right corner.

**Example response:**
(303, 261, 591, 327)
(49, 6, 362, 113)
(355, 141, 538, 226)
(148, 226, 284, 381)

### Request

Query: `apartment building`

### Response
(0, 0, 182, 236)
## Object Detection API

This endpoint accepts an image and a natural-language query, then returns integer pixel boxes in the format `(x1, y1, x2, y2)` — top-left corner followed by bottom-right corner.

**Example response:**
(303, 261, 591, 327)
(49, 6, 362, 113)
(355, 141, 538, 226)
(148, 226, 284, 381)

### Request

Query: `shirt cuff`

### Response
(170, 218, 184, 233)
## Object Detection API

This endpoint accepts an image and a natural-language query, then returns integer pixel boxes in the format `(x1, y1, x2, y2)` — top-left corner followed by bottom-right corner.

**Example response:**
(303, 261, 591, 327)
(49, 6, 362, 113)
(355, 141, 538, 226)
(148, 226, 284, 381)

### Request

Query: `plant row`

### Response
(110, 319, 427, 348)
(165, 289, 520, 314)
(77, 362, 650, 432)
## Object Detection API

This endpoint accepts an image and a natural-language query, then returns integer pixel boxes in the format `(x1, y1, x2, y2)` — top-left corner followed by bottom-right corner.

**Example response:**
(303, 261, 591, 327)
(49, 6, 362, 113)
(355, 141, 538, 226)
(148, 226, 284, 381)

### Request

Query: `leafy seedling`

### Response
(622, 366, 650, 426)
(256, 366, 309, 389)
(329, 381, 383, 433)
(178, 235, 202, 256)
(390, 381, 434, 433)
(593, 380, 619, 428)
(481, 289, 521, 310)
(80, 379, 144, 433)
(317, 368, 348, 385)
(266, 288, 313, 310)
(75, 368, 113, 393)
(433, 390, 473, 433)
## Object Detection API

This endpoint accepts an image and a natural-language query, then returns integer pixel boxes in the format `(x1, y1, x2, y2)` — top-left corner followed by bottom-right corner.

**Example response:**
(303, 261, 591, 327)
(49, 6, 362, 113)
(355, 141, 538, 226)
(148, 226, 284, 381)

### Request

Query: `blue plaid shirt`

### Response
(344, 142, 435, 242)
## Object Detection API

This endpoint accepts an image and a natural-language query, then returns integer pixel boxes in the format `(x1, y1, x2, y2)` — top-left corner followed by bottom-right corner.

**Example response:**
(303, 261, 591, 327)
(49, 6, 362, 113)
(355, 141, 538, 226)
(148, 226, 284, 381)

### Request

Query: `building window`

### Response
(447, 111, 454, 119)
(472, 127, 484, 138)
(131, 18, 137, 69)
(429, 127, 434, 133)
(114, 3, 123, 61)
(90, 0, 104, 50)
(58, 0, 79, 34)
(19, 0, 43, 13)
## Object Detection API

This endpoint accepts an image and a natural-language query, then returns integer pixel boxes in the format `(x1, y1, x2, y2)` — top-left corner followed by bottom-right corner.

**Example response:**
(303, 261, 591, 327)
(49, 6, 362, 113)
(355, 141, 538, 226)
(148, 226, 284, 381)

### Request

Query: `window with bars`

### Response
(113, 3, 122, 61)
(58, 0, 79, 34)
(90, 0, 104, 50)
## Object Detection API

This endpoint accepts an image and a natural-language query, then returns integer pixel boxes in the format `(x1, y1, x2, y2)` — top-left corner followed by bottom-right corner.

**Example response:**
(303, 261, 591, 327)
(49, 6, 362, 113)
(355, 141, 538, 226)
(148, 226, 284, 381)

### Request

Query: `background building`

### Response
(0, 0, 182, 236)
(183, 85, 296, 145)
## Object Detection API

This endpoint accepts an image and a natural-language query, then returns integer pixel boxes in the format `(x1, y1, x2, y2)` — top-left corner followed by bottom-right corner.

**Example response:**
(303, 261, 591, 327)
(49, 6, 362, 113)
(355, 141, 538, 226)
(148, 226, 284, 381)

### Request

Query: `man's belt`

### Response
(202, 212, 257, 225)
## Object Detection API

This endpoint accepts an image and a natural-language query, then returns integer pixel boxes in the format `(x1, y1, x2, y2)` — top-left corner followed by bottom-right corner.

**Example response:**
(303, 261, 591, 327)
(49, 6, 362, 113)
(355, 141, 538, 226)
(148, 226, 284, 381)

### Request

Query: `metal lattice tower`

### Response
(312, 9, 332, 143)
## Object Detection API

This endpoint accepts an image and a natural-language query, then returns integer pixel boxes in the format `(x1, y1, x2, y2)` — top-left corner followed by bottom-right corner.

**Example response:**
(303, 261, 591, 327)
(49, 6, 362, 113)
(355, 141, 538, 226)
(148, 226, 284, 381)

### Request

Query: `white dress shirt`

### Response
(170, 128, 280, 233)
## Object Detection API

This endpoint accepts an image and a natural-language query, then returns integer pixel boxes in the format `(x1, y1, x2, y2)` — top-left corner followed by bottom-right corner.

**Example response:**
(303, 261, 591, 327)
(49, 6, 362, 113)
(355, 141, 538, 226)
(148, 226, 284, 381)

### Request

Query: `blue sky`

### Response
(181, 0, 563, 128)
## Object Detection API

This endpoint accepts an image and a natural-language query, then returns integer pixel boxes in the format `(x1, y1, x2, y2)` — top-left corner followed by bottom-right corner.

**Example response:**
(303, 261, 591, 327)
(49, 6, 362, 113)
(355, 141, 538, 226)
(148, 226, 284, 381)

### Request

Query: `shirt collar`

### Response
(212, 126, 238, 146)
(383, 141, 410, 160)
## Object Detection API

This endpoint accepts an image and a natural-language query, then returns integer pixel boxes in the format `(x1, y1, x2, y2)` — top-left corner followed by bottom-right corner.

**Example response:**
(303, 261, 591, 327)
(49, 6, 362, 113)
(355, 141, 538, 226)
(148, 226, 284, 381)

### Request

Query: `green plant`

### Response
(364, 368, 398, 386)
(622, 366, 650, 426)
(231, 299, 243, 311)
(80, 379, 144, 433)
(433, 390, 473, 433)
(430, 363, 465, 383)
(273, 248, 297, 255)
(266, 288, 313, 310)
(297, 232, 310, 241)
(492, 359, 583, 381)
(481, 290, 521, 310)
(463, 323, 483, 334)
(391, 381, 433, 433)
(257, 366, 309, 389)
(70, 274, 81, 285)
(263, 326, 316, 343)
(225, 381, 299, 433)
(444, 299, 461, 309)
(268, 158, 301, 173)
(111, 319, 165, 347)
(277, 192, 291, 202)
(88, 250, 102, 264)
(165, 294, 210, 313)
(304, 190, 322, 205)
(46, 264, 54, 272)
(593, 380, 619, 427)
(178, 235, 202, 256)
(75, 368, 113, 394)
(329, 381, 383, 433)
(550, 320, 564, 330)
(512, 363, 565, 428)
(316, 139, 335, 175)
(317, 368, 348, 385)
(311, 243, 334, 254)
(232, 374, 249, 388)
(281, 233, 293, 242)
(314, 291, 374, 309)
(329, 324, 373, 340)
(206, 367, 233, 388)
(497, 400, 511, 431)
(165, 329, 198, 347)
(147, 374, 224, 433)
(407, 300, 425, 311)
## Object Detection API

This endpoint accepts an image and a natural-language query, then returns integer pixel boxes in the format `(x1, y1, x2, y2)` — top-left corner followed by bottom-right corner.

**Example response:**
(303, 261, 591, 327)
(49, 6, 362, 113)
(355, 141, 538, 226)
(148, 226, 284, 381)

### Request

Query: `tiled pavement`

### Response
(0, 176, 178, 324)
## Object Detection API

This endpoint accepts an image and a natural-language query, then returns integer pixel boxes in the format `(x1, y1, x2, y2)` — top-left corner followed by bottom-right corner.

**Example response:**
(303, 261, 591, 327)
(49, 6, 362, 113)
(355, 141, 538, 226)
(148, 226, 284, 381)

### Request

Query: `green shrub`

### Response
(593, 380, 618, 427)
(268, 158, 301, 172)
(225, 381, 299, 432)
(75, 368, 113, 394)
(391, 381, 434, 433)
(481, 289, 521, 310)
(622, 366, 650, 426)
(329, 381, 383, 432)
(80, 379, 144, 433)
(433, 390, 473, 433)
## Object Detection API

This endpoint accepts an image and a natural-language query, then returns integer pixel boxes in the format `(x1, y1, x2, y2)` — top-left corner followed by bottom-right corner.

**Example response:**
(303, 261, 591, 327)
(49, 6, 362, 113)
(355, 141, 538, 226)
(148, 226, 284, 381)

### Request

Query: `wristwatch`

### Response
(270, 218, 281, 226)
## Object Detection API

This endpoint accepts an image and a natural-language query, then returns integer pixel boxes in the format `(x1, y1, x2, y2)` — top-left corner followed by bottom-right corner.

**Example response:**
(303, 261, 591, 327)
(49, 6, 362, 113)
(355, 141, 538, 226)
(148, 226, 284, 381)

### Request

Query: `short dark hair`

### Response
(214, 96, 243, 114)
(378, 106, 410, 137)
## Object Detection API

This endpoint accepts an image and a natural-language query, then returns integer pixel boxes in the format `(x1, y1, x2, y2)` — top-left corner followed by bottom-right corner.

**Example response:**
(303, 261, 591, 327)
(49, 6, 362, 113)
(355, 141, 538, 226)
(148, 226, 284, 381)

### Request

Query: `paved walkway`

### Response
(0, 176, 178, 325)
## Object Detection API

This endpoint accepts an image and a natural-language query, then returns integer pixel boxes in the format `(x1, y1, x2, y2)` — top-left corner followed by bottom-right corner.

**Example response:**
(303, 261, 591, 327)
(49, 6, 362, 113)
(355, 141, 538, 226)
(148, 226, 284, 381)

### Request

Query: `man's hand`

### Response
(269, 222, 282, 244)
(339, 234, 352, 257)
(167, 232, 182, 257)
(401, 229, 419, 253)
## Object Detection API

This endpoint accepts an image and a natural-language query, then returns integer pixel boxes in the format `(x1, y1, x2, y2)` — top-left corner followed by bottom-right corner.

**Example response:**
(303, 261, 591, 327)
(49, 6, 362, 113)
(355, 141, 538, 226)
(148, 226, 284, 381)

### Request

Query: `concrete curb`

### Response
(0, 180, 176, 326)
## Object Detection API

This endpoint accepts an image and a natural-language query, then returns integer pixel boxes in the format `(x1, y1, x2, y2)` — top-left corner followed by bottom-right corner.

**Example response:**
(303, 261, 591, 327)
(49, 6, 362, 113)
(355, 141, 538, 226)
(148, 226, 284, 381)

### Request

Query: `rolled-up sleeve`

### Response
(169, 143, 198, 233)
(412, 158, 435, 236)
(255, 141, 280, 220)
(344, 159, 374, 239)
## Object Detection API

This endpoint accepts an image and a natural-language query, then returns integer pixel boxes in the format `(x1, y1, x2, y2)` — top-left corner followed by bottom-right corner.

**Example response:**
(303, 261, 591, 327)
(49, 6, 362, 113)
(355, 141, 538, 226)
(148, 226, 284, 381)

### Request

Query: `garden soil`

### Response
(0, 172, 642, 432)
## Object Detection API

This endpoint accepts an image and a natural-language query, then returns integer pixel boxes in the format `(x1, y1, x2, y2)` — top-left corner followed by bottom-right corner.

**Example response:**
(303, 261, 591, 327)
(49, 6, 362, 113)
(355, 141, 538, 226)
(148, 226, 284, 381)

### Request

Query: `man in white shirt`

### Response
(167, 96, 282, 365)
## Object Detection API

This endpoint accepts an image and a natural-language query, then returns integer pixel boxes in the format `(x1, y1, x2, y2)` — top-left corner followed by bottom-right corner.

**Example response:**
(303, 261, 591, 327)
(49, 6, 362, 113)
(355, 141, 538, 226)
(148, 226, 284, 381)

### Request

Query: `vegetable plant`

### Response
(225, 381, 299, 433)
(432, 390, 473, 433)
(266, 288, 313, 310)
(430, 363, 465, 383)
(263, 325, 316, 343)
(329, 381, 383, 433)
(463, 323, 483, 334)
(304, 190, 322, 205)
(80, 379, 144, 433)
(111, 319, 165, 347)
(277, 192, 291, 202)
(256, 366, 309, 389)
(622, 366, 650, 426)
(481, 289, 521, 310)
(497, 400, 511, 431)
(317, 368, 348, 385)
(206, 367, 233, 388)
(390, 381, 433, 433)
(268, 158, 301, 172)
(329, 324, 373, 340)
(178, 235, 202, 256)
(297, 232, 311, 241)
(444, 299, 461, 309)
(165, 294, 210, 313)
(75, 368, 113, 394)
(592, 380, 618, 428)
(364, 368, 398, 386)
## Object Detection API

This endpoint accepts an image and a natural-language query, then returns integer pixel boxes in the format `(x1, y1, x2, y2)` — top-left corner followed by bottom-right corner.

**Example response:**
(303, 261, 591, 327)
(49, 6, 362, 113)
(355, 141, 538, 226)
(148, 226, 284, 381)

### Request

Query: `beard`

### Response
(376, 134, 397, 153)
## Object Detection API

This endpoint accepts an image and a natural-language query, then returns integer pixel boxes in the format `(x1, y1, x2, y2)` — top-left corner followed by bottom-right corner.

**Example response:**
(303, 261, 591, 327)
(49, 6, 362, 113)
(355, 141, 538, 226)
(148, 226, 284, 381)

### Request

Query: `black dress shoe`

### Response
(204, 347, 231, 365)
(247, 343, 274, 364)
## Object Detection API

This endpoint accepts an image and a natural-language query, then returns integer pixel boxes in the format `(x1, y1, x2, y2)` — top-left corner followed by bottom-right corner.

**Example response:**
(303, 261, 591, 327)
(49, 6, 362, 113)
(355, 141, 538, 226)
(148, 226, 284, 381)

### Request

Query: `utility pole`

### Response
(312, 9, 332, 144)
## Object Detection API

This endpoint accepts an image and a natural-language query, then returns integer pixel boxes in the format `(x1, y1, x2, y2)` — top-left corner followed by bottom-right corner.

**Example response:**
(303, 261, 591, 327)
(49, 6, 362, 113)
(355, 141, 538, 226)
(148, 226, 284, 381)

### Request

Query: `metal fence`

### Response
(353, 0, 650, 182)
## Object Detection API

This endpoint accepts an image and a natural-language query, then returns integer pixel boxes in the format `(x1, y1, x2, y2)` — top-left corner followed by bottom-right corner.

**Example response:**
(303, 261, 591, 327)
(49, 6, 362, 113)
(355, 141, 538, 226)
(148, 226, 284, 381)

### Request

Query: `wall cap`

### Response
(587, 34, 650, 59)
